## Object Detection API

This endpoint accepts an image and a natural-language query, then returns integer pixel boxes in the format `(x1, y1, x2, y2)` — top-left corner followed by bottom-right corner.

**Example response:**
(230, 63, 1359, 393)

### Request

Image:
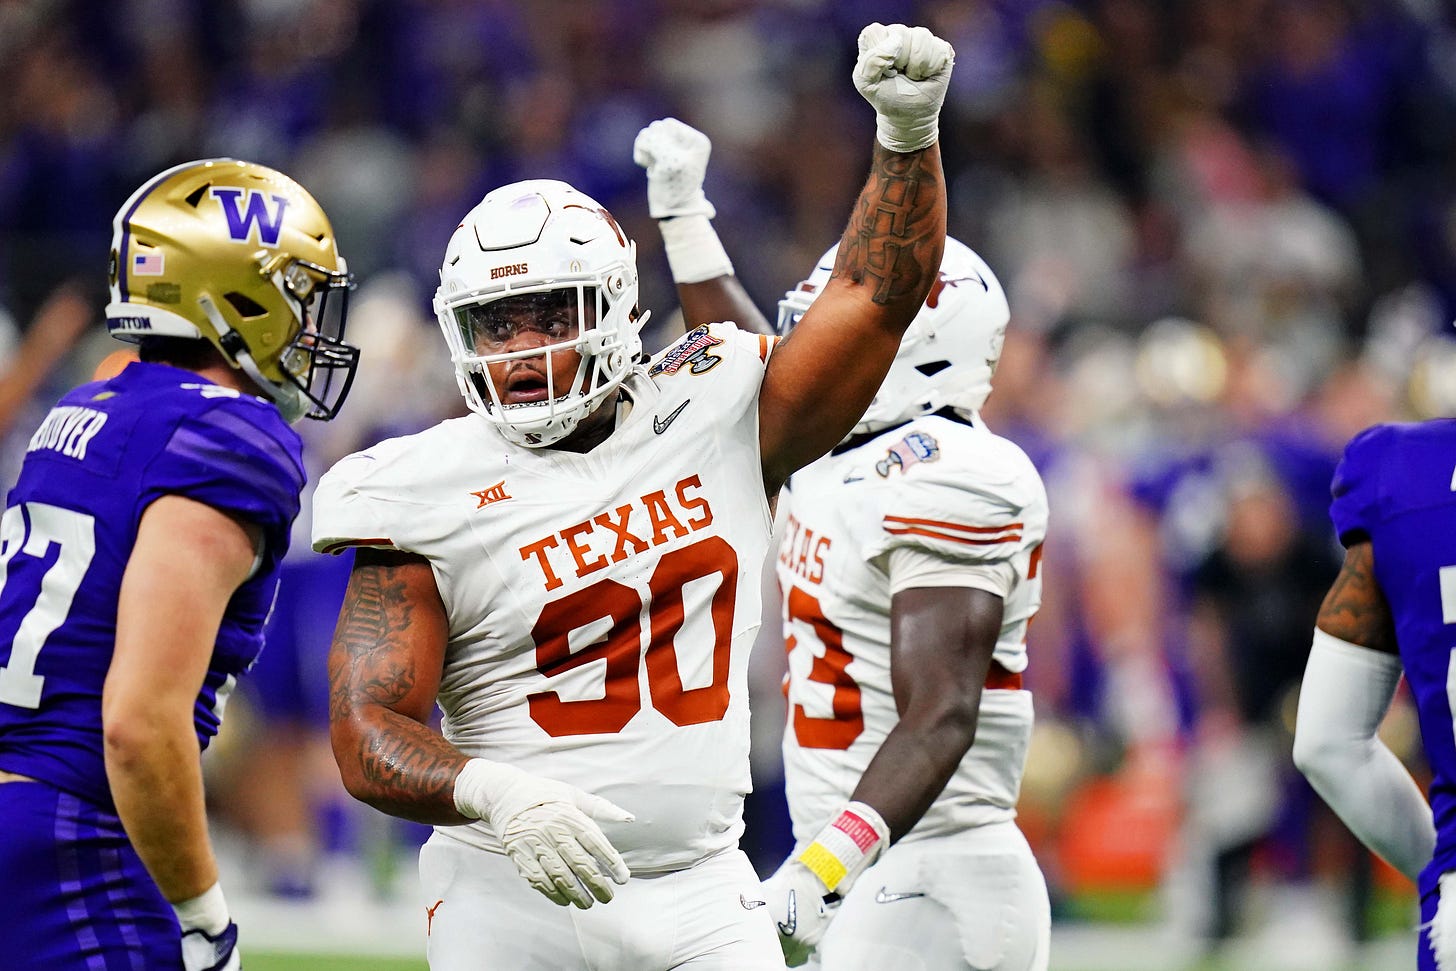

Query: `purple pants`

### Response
(0, 780, 181, 970)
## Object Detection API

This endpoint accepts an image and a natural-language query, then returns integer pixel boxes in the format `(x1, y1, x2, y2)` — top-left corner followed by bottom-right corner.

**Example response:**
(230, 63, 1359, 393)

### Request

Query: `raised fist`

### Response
(852, 23, 955, 154)
(633, 118, 716, 220)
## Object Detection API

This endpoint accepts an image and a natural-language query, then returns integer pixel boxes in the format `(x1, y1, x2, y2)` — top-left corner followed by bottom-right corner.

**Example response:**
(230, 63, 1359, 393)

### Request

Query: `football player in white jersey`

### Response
(311, 23, 956, 971)
(640, 121, 1050, 970)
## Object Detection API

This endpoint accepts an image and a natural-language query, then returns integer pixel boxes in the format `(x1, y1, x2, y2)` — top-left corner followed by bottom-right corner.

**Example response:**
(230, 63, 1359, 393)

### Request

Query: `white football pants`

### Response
(418, 832, 785, 971)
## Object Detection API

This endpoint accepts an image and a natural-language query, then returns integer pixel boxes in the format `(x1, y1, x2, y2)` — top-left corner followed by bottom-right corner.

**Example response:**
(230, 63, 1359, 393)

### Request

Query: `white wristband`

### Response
(172, 881, 230, 936)
(658, 214, 734, 285)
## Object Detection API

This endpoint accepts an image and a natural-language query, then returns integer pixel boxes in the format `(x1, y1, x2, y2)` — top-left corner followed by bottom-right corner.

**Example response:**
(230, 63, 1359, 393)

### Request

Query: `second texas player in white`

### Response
(636, 116, 1051, 970)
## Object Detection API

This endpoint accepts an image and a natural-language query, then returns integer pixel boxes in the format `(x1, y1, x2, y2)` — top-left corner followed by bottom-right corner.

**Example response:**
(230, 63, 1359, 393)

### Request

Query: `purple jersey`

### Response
(0, 362, 303, 811)
(1329, 420, 1456, 898)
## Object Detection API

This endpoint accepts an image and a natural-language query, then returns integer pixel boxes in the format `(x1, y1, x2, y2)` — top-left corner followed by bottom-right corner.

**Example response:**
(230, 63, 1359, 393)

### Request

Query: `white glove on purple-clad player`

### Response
(633, 118, 716, 220)
(853, 23, 955, 153)
(174, 882, 241, 971)
(454, 757, 633, 909)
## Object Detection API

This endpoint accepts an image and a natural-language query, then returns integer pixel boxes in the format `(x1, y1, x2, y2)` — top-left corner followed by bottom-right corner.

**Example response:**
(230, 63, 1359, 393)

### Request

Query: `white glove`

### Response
(174, 883, 241, 971)
(763, 802, 891, 966)
(633, 117, 734, 283)
(853, 22, 955, 153)
(762, 859, 839, 967)
(454, 758, 633, 909)
(633, 117, 716, 219)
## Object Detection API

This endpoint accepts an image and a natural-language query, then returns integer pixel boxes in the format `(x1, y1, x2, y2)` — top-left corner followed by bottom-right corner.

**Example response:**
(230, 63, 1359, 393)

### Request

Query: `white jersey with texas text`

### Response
(313, 323, 780, 873)
(777, 413, 1047, 845)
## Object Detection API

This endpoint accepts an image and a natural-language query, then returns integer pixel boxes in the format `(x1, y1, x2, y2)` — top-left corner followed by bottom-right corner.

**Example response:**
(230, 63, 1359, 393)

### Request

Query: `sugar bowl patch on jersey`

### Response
(859, 421, 1045, 567)
(650, 323, 778, 378)
(874, 430, 939, 477)
(651, 324, 726, 377)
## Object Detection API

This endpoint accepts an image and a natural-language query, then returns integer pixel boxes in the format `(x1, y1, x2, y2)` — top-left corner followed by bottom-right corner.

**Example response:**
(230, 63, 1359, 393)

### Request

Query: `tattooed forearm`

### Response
(833, 143, 945, 309)
(329, 564, 416, 719)
(328, 554, 469, 825)
(352, 711, 465, 823)
(1316, 541, 1398, 654)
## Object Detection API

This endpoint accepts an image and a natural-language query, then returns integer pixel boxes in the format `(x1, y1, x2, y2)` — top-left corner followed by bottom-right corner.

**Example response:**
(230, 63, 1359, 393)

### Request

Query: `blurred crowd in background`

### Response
(5, 0, 1456, 956)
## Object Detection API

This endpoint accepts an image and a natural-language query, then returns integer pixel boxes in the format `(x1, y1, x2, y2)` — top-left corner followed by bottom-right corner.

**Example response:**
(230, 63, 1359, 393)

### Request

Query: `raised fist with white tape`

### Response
(853, 22, 955, 154)
(633, 117, 735, 284)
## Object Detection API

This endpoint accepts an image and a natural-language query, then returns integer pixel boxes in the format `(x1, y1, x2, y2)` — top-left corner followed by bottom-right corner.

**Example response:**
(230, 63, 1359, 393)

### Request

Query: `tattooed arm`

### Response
(758, 143, 946, 492)
(1293, 538, 1433, 881)
(329, 549, 634, 905)
(328, 547, 468, 825)
(1314, 539, 1398, 653)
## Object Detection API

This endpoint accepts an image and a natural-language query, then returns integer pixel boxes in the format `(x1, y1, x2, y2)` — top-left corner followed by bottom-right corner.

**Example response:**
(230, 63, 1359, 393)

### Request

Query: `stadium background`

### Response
(2, 0, 1452, 967)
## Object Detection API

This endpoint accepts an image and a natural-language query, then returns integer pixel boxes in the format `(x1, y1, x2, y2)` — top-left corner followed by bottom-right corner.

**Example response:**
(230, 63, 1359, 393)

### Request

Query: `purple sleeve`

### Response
(142, 397, 305, 553)
(1329, 424, 1389, 547)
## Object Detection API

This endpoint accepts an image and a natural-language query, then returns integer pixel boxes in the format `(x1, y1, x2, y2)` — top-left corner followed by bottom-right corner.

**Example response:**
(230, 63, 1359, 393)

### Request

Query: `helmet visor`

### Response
(454, 287, 597, 356)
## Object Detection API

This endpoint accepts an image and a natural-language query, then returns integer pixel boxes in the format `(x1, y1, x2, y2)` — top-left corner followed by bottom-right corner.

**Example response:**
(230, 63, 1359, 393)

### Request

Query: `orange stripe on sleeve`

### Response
(883, 514, 1024, 535)
(882, 524, 1022, 546)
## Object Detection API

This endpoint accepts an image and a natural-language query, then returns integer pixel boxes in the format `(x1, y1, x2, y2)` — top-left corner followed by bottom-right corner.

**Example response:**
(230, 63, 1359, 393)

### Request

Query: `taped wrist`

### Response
(172, 881, 230, 936)
(453, 757, 510, 821)
(877, 118, 938, 154)
(797, 801, 890, 893)
(658, 214, 734, 285)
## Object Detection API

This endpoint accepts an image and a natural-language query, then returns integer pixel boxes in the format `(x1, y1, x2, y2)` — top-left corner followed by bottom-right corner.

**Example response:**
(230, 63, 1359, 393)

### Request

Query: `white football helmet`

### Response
(434, 180, 648, 447)
(778, 237, 1009, 434)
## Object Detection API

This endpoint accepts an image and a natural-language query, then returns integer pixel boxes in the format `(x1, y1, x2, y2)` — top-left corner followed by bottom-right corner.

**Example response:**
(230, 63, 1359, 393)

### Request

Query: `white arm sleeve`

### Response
(1292, 628, 1435, 882)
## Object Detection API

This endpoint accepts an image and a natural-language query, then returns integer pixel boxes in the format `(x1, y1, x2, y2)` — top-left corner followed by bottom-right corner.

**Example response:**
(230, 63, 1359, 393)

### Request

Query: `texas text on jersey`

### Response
(313, 321, 781, 872)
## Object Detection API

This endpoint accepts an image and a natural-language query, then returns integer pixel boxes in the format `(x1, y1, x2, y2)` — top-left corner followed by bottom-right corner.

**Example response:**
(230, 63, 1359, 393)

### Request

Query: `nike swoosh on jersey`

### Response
(653, 399, 690, 435)
(874, 887, 926, 904)
(739, 894, 767, 910)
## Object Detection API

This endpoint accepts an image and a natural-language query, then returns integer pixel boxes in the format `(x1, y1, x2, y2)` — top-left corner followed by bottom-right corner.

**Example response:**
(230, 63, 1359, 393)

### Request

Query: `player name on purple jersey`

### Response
(26, 406, 108, 460)
(0, 362, 304, 810)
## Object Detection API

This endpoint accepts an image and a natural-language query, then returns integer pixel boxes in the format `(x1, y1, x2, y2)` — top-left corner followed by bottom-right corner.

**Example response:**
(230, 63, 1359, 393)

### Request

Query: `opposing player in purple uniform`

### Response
(1293, 422, 1452, 967)
(0, 159, 359, 971)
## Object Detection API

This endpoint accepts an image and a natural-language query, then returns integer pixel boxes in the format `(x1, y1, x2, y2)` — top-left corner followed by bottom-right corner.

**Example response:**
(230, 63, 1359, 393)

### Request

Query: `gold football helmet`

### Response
(105, 158, 359, 422)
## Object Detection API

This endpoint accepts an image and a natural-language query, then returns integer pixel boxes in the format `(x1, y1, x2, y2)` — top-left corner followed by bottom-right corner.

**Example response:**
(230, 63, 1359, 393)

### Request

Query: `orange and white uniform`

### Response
(312, 322, 785, 970)
(777, 412, 1051, 971)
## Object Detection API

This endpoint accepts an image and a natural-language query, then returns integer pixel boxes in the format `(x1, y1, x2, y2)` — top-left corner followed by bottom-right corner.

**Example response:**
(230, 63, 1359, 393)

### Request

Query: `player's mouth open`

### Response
(503, 368, 552, 405)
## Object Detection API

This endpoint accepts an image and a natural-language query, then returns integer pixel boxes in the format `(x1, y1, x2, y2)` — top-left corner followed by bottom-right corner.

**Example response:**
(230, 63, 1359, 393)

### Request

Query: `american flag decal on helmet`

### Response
(132, 252, 165, 276)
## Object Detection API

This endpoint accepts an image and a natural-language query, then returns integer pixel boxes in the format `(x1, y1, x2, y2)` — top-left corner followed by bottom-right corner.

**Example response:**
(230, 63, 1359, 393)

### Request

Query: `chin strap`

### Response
(197, 294, 304, 421)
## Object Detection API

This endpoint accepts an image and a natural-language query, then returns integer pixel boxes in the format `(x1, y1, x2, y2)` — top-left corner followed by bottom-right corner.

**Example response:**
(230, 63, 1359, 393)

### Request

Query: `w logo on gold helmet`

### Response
(105, 159, 359, 422)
